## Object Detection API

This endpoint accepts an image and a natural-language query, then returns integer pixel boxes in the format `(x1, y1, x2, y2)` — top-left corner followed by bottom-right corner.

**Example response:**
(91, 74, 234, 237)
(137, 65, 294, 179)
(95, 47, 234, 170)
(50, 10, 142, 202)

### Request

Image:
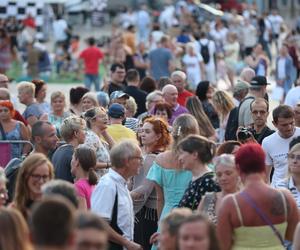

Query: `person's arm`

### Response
(101, 130, 115, 149)
(133, 55, 148, 69)
(217, 196, 234, 250)
(95, 161, 110, 170)
(77, 196, 88, 210)
(293, 223, 300, 250)
(283, 190, 299, 241)
(131, 155, 156, 213)
(19, 121, 31, 155)
(105, 223, 142, 250)
(155, 183, 164, 219)
(262, 138, 273, 184)
(200, 61, 206, 80)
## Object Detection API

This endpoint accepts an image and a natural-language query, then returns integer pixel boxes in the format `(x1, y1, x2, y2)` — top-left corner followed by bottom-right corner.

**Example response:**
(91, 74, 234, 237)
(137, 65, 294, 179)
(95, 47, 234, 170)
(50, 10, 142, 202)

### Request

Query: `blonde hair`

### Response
(81, 92, 99, 107)
(186, 96, 215, 138)
(146, 90, 163, 110)
(110, 140, 140, 168)
(0, 208, 33, 250)
(51, 91, 65, 103)
(289, 143, 300, 154)
(60, 116, 86, 141)
(126, 96, 137, 117)
(17, 81, 35, 96)
(14, 153, 54, 219)
(172, 114, 199, 151)
(212, 90, 235, 117)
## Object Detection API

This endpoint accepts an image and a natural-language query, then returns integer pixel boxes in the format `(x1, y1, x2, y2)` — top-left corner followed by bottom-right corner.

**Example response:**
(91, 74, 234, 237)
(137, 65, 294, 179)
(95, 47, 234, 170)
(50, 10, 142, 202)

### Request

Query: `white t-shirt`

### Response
(182, 53, 203, 90)
(284, 86, 300, 108)
(268, 14, 283, 34)
(52, 19, 68, 42)
(91, 169, 134, 242)
(224, 41, 240, 63)
(277, 57, 286, 79)
(262, 127, 300, 187)
(243, 24, 257, 48)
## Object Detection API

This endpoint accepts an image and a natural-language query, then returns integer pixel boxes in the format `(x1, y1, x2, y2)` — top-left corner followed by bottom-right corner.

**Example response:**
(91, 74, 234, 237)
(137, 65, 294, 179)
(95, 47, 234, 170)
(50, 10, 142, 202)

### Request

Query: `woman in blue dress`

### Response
(147, 114, 199, 249)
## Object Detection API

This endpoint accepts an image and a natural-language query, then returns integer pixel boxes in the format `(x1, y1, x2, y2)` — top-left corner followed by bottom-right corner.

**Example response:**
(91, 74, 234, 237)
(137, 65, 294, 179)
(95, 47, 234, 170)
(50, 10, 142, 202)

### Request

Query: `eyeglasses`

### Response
(30, 174, 50, 182)
(288, 153, 300, 161)
(252, 110, 267, 115)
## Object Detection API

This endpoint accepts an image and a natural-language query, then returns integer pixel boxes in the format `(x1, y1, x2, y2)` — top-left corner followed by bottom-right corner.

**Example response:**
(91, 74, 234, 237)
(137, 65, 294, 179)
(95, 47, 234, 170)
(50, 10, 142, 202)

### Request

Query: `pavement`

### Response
(9, 22, 281, 130)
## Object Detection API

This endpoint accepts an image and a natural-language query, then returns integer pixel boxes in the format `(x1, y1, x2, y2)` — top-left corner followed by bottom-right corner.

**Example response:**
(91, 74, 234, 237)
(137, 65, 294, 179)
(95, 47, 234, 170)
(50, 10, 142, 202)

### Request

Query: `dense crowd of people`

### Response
(1, 1, 300, 250)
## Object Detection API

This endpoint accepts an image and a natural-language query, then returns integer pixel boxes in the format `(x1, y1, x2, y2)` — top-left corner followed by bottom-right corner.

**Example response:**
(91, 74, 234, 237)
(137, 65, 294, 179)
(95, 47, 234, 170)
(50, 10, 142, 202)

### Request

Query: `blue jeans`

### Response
(84, 74, 101, 91)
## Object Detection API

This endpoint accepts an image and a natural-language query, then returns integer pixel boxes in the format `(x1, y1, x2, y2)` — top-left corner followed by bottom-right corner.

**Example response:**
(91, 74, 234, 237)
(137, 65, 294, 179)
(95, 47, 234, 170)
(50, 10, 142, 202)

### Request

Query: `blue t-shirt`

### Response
(149, 47, 172, 80)
(23, 102, 43, 120)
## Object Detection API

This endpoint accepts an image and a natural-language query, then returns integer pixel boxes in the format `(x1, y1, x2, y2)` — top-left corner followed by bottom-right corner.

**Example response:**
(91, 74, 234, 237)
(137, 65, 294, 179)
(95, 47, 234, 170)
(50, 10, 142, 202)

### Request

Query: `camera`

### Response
(237, 127, 254, 141)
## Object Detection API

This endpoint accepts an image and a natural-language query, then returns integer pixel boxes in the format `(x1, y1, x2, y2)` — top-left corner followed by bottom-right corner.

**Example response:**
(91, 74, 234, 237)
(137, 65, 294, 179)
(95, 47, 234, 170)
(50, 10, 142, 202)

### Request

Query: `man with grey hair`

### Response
(238, 76, 269, 127)
(171, 70, 193, 106)
(232, 80, 249, 106)
(91, 140, 143, 250)
(162, 84, 189, 125)
(42, 179, 79, 208)
(17, 81, 43, 126)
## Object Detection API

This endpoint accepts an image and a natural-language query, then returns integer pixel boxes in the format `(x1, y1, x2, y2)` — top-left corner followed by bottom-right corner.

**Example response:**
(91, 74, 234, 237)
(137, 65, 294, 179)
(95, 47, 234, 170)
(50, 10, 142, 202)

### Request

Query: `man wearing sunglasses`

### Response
(250, 98, 274, 144)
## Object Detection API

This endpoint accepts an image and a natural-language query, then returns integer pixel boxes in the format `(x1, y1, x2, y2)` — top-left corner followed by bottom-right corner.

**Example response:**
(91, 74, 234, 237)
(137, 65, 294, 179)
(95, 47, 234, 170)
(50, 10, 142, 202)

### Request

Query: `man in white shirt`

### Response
(242, 19, 257, 56)
(91, 140, 143, 250)
(194, 32, 216, 84)
(262, 105, 300, 187)
(268, 9, 284, 50)
(52, 15, 68, 44)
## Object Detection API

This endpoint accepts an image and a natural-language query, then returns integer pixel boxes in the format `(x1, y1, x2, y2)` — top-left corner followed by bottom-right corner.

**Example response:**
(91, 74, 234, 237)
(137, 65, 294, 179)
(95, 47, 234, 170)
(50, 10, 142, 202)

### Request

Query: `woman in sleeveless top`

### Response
(0, 100, 30, 160)
(217, 143, 299, 250)
(198, 154, 240, 225)
(131, 117, 171, 250)
(147, 114, 199, 249)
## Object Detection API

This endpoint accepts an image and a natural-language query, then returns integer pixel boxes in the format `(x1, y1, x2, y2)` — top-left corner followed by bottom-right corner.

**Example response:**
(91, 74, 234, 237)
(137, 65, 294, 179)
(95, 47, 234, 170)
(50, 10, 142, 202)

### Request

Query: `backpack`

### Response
(200, 41, 210, 64)
(225, 96, 255, 141)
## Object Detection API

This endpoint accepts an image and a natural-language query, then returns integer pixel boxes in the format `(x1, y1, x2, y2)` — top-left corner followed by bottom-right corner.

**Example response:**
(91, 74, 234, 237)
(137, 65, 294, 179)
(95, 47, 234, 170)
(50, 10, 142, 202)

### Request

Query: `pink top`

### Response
(74, 178, 95, 209)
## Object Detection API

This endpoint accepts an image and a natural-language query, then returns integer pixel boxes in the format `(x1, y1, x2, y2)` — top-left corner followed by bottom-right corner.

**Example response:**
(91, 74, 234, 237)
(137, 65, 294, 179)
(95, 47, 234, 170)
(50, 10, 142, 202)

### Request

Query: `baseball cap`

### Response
(250, 76, 270, 87)
(233, 80, 250, 93)
(110, 91, 129, 101)
(108, 103, 125, 118)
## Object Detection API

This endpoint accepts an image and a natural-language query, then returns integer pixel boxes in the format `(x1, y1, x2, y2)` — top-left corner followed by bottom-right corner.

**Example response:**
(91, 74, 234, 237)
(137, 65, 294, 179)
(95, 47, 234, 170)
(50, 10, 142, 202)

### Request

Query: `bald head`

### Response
(162, 84, 178, 108)
(0, 74, 9, 88)
(240, 68, 255, 83)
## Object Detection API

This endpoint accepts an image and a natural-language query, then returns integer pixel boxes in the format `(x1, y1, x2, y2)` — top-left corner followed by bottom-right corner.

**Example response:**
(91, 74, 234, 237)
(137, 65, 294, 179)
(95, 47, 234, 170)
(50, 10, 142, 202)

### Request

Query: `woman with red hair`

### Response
(131, 117, 171, 249)
(0, 100, 30, 162)
(217, 143, 299, 250)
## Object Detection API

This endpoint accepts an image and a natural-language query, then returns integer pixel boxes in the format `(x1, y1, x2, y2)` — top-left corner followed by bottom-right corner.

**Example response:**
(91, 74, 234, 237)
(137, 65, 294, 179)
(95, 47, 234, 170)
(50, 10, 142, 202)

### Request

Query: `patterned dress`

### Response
(178, 172, 220, 210)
